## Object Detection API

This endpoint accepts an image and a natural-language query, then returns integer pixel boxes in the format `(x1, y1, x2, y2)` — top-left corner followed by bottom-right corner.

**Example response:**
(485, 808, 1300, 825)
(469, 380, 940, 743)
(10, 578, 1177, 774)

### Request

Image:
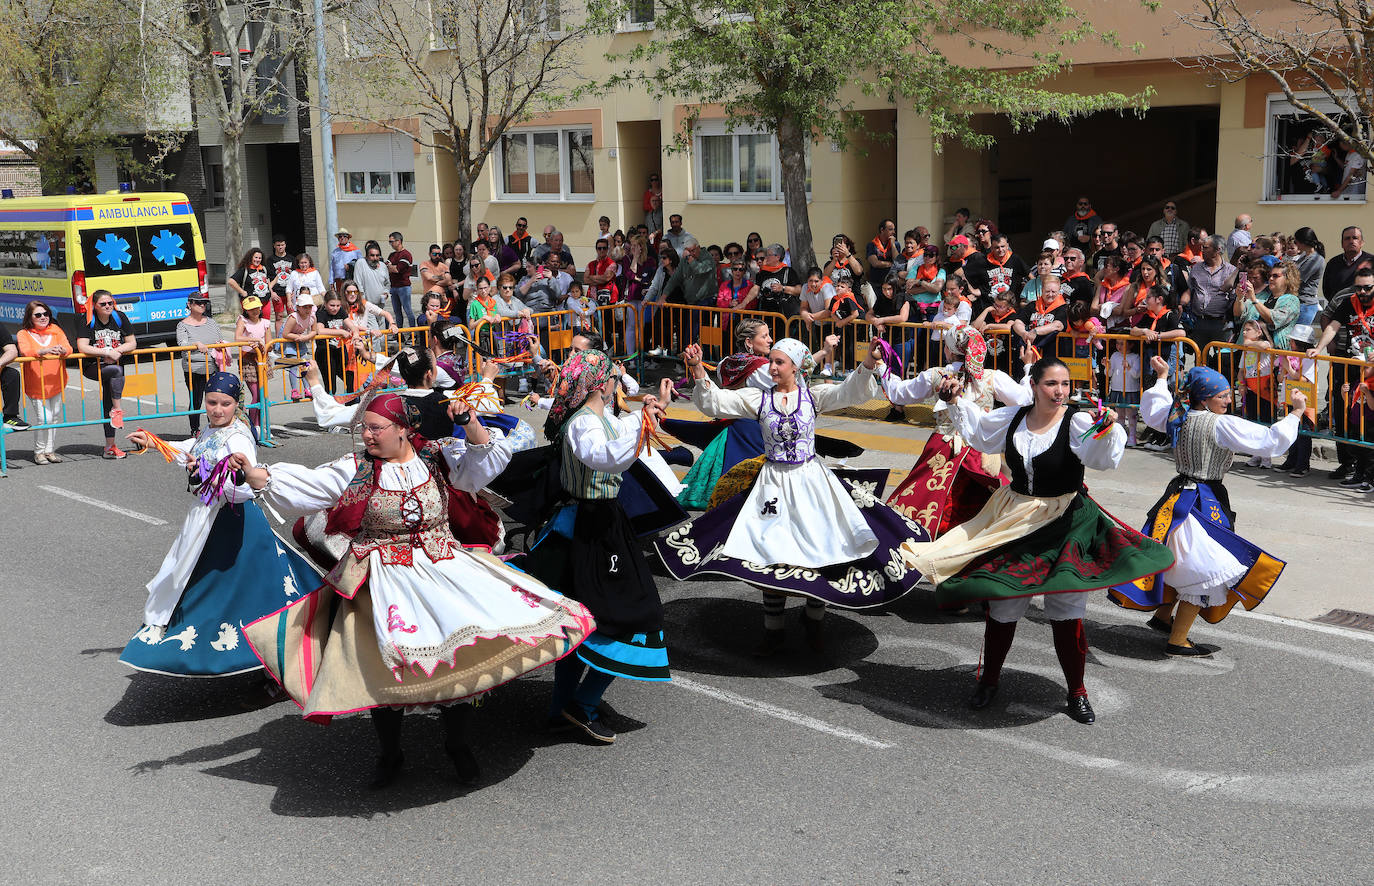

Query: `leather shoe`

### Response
(1330, 464, 1353, 481)
(968, 682, 998, 710)
(1165, 642, 1214, 657)
(1066, 694, 1096, 724)
(1145, 615, 1172, 634)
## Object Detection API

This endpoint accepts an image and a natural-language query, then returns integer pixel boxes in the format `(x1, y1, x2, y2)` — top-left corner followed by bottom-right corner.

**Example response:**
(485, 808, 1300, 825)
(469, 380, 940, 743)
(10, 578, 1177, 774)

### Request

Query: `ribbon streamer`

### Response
(129, 428, 182, 463)
(444, 381, 504, 414)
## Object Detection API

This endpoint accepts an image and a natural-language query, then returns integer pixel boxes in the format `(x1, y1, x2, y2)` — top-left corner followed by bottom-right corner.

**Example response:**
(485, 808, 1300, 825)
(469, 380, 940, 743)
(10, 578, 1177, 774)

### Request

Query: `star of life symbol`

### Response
(95, 233, 133, 271)
(150, 229, 185, 265)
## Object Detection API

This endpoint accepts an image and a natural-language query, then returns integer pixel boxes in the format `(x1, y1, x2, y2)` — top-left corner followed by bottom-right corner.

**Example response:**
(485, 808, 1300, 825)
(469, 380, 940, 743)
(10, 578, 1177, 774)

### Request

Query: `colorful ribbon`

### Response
(129, 428, 182, 463)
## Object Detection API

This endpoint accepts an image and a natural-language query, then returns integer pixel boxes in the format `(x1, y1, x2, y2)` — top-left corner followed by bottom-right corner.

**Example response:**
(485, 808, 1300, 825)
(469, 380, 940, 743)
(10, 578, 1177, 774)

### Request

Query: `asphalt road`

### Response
(2, 397, 1373, 885)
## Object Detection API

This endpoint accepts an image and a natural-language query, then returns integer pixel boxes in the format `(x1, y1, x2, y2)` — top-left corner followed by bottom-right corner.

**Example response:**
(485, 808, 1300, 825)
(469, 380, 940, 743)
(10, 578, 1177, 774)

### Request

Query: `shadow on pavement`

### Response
(814, 661, 1066, 730)
(124, 681, 562, 818)
(105, 671, 286, 726)
(883, 587, 987, 626)
(661, 596, 880, 678)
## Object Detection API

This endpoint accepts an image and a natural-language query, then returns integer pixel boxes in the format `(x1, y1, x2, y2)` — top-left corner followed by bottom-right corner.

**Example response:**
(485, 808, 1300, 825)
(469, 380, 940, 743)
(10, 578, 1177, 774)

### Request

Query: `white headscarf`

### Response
(771, 337, 811, 373)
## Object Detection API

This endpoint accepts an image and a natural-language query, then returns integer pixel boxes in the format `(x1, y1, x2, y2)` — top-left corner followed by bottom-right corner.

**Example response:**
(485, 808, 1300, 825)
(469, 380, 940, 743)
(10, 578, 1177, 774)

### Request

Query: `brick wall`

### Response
(0, 160, 42, 196)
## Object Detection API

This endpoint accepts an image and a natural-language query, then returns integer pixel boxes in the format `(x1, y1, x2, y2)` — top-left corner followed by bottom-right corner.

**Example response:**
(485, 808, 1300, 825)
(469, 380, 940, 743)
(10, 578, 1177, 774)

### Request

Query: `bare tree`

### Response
(335, 0, 594, 246)
(141, 0, 310, 268)
(1183, 0, 1373, 165)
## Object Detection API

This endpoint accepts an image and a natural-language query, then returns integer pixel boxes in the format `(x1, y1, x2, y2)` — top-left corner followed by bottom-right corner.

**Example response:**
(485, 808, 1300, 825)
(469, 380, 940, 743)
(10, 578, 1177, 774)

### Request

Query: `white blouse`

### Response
(691, 364, 880, 419)
(562, 408, 644, 473)
(882, 364, 1031, 408)
(1139, 377, 1300, 457)
(951, 397, 1126, 490)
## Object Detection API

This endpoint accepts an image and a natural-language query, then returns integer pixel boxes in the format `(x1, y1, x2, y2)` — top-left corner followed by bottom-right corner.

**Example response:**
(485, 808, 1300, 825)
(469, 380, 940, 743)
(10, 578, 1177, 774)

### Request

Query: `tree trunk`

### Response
(223, 124, 244, 274)
(454, 150, 473, 249)
(777, 116, 816, 272)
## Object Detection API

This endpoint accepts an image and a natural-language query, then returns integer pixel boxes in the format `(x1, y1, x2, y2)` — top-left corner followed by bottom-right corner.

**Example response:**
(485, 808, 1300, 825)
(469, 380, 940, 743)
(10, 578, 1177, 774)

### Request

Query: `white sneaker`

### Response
(820, 365, 833, 377)
(518, 378, 530, 394)
(1246, 455, 1262, 467)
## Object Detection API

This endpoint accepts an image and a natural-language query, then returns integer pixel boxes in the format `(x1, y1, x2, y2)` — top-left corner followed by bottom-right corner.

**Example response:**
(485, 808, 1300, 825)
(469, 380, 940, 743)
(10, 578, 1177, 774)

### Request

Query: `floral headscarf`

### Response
(545, 348, 613, 438)
(942, 323, 986, 380)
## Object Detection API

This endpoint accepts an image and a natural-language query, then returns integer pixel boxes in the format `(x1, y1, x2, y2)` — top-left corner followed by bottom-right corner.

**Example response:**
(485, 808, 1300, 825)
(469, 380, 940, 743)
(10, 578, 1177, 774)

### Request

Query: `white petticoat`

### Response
(722, 458, 878, 569)
(1161, 515, 1246, 607)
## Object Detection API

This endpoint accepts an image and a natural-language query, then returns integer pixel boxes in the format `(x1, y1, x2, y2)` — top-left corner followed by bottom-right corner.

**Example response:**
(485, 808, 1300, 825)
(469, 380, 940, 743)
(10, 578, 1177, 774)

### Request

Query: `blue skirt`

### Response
(578, 630, 670, 681)
(119, 502, 323, 677)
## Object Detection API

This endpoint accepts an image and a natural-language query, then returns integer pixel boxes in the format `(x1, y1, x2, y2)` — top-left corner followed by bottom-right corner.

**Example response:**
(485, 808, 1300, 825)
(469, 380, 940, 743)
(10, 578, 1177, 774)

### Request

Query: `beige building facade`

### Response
(318, 0, 1373, 266)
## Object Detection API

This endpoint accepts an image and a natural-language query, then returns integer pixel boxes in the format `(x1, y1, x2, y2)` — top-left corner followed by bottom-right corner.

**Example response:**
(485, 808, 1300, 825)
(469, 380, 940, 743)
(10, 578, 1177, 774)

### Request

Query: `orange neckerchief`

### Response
(1132, 285, 1155, 307)
(1178, 246, 1201, 263)
(1102, 277, 1130, 301)
(248, 262, 264, 272)
(1063, 269, 1089, 281)
(1145, 305, 1170, 329)
(296, 265, 316, 274)
(336, 243, 358, 253)
(1352, 295, 1374, 336)
(760, 261, 786, 273)
(1159, 257, 1172, 271)
(989, 306, 1017, 323)
(985, 251, 1010, 268)
(1075, 208, 1094, 220)
(914, 261, 939, 282)
(1034, 293, 1066, 314)
(871, 236, 894, 258)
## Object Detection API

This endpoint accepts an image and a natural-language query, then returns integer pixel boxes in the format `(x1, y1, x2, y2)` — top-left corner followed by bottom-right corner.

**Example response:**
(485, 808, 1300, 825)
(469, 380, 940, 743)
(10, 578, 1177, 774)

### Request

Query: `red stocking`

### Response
(979, 617, 1018, 686)
(1051, 618, 1088, 698)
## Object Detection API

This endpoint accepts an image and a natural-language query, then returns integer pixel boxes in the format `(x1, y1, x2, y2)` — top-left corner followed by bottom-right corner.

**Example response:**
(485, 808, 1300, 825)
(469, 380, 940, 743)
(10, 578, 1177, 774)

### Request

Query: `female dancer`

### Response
(119, 372, 320, 677)
(521, 349, 671, 744)
(657, 339, 927, 654)
(235, 391, 593, 788)
(880, 324, 1032, 537)
(1108, 357, 1303, 656)
(900, 356, 1174, 723)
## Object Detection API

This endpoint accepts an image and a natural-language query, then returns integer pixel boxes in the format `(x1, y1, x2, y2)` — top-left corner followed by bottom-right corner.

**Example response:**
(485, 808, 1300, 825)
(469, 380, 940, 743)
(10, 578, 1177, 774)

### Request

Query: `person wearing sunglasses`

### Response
(176, 295, 226, 435)
(0, 317, 30, 433)
(1309, 264, 1374, 486)
(642, 173, 663, 232)
(1147, 201, 1189, 255)
(76, 291, 136, 459)
(15, 301, 66, 460)
(1063, 196, 1102, 253)
(507, 217, 533, 261)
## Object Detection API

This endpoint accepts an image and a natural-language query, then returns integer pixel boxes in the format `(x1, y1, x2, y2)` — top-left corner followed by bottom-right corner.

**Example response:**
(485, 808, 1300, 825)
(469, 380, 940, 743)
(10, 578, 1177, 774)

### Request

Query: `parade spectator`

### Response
(279, 297, 316, 400)
(800, 268, 837, 334)
(663, 214, 691, 253)
(531, 229, 575, 266)
(328, 228, 360, 293)
(643, 173, 664, 231)
(235, 296, 272, 439)
(420, 292, 446, 325)
(642, 247, 679, 356)
(312, 291, 352, 394)
(1177, 227, 1207, 265)
(745, 232, 764, 266)
(1332, 136, 1367, 199)
(488, 225, 522, 281)
(717, 260, 758, 312)
(386, 231, 416, 327)
(473, 240, 500, 279)
(1064, 196, 1103, 254)
(286, 252, 326, 309)
(972, 219, 996, 254)
(824, 236, 863, 295)
(1126, 257, 1166, 320)
(227, 247, 272, 313)
(468, 276, 500, 343)
(755, 244, 802, 320)
(1321, 226, 1372, 303)
(1061, 247, 1095, 306)
(892, 230, 923, 277)
(1013, 275, 1068, 355)
(1145, 236, 1189, 303)
(1277, 323, 1319, 476)
(1148, 201, 1189, 254)
(0, 321, 27, 431)
(970, 233, 1029, 316)
(869, 273, 914, 366)
(866, 219, 898, 289)
(352, 240, 391, 309)
(76, 291, 135, 459)
(1108, 337, 1142, 445)
(906, 245, 945, 319)
(811, 275, 866, 375)
(342, 280, 397, 335)
(1291, 226, 1326, 326)
(623, 234, 657, 304)
(419, 244, 453, 314)
(1020, 252, 1056, 302)
(585, 238, 620, 303)
(471, 222, 489, 253)
(1042, 236, 1066, 276)
(943, 207, 975, 244)
(1092, 254, 1133, 332)
(15, 303, 66, 459)
(267, 235, 294, 336)
(1183, 235, 1238, 351)
(1226, 214, 1254, 256)
(461, 255, 496, 298)
(1129, 287, 1185, 387)
(519, 253, 573, 316)
(933, 275, 974, 327)
(1090, 223, 1120, 274)
(176, 294, 224, 435)
(1309, 266, 1374, 483)
(1235, 259, 1301, 347)
(661, 236, 718, 308)
(1122, 235, 1145, 273)
(507, 217, 533, 261)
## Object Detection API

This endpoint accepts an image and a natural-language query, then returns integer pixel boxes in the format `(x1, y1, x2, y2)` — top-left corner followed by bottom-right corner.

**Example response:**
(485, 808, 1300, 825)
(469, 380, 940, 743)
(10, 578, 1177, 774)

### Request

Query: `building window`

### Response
(693, 122, 809, 201)
(496, 128, 595, 200)
(201, 146, 225, 208)
(1264, 95, 1367, 202)
(335, 132, 417, 202)
(621, 0, 653, 29)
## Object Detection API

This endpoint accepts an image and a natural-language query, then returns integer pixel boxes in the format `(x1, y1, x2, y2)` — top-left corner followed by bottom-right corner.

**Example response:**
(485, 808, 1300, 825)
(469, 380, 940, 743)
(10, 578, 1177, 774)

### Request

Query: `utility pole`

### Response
(311, 0, 338, 247)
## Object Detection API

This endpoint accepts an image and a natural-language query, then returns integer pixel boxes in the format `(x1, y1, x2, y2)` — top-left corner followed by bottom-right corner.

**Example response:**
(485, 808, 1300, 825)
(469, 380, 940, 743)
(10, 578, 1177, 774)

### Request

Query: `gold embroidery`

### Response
(925, 454, 954, 491)
(665, 525, 702, 566)
(827, 568, 883, 597)
(915, 501, 940, 527)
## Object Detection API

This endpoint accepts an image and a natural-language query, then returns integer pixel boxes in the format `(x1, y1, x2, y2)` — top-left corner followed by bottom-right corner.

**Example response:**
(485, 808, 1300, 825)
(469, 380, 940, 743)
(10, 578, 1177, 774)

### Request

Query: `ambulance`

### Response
(0, 190, 209, 342)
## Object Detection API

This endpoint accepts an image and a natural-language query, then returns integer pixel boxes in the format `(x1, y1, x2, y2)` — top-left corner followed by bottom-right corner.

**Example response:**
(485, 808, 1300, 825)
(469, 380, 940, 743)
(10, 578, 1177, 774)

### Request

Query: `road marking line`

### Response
(38, 485, 168, 526)
(1085, 601, 1374, 651)
(1224, 607, 1374, 644)
(670, 675, 893, 749)
(271, 424, 319, 437)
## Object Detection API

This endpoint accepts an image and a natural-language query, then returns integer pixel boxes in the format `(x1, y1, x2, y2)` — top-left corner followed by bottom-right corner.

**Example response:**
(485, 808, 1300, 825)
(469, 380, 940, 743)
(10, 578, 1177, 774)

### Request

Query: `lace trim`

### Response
(379, 599, 595, 679)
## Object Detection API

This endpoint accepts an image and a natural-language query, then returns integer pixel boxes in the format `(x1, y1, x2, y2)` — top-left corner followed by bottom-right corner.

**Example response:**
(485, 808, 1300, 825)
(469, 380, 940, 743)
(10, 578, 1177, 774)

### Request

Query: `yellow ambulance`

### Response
(0, 190, 209, 341)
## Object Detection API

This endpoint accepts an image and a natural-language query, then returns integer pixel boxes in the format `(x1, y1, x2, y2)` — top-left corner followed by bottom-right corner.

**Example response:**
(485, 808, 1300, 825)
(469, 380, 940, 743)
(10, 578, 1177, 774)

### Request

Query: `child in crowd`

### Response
(565, 280, 597, 334)
(1109, 337, 1142, 446)
(1236, 319, 1275, 466)
(1066, 300, 1104, 396)
(421, 292, 446, 324)
(1276, 327, 1318, 476)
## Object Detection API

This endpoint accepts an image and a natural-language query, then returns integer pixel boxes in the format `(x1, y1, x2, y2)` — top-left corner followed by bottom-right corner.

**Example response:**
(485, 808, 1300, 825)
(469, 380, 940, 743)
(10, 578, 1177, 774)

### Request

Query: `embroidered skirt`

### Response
(899, 485, 1174, 605)
(1108, 477, 1285, 621)
(886, 434, 1007, 538)
(656, 462, 928, 608)
(120, 502, 322, 677)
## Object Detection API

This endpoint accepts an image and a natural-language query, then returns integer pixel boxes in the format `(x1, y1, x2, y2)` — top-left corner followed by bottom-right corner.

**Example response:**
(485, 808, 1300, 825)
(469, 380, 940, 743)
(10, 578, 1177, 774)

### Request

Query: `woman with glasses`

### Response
(492, 273, 536, 393)
(176, 295, 225, 434)
(16, 300, 71, 464)
(76, 291, 136, 459)
(643, 173, 663, 232)
(234, 389, 592, 788)
(1235, 258, 1301, 348)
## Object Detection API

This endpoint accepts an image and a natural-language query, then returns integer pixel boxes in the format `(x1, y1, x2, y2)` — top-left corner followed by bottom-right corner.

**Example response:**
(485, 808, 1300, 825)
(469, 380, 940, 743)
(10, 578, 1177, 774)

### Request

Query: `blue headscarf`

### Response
(1166, 366, 1230, 444)
(205, 371, 242, 400)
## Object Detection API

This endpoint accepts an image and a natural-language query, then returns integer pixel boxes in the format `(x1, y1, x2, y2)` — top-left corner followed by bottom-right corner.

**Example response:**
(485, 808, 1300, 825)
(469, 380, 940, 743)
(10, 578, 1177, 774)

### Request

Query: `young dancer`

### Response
(658, 339, 927, 655)
(1108, 357, 1304, 655)
(900, 356, 1174, 723)
(119, 372, 319, 676)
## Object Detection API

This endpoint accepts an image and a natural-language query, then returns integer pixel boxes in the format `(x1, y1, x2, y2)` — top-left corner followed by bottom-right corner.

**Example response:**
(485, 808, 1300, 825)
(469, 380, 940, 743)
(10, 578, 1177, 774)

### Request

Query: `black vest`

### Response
(1004, 405, 1085, 497)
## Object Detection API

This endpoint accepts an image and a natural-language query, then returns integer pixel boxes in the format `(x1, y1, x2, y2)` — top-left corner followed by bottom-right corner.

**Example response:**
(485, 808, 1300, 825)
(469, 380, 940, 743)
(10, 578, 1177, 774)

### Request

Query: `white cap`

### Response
(1042, 238, 1061, 251)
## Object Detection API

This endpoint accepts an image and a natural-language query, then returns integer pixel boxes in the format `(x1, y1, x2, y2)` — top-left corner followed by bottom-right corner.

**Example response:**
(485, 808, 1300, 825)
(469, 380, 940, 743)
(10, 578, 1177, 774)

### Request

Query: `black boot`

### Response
(440, 703, 481, 786)
(369, 707, 405, 790)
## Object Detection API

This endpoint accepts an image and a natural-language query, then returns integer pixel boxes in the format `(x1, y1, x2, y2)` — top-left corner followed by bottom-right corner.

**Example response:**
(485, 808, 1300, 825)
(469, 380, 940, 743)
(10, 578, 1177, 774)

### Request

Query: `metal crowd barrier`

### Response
(1, 340, 268, 476)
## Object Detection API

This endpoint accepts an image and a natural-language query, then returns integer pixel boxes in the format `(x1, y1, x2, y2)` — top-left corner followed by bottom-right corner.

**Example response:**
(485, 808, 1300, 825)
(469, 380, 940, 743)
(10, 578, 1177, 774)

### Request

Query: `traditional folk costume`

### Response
(899, 391, 1174, 722)
(666, 352, 863, 509)
(879, 324, 1030, 537)
(242, 393, 593, 785)
(655, 339, 928, 652)
(520, 350, 670, 742)
(1108, 368, 1299, 655)
(120, 373, 321, 677)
